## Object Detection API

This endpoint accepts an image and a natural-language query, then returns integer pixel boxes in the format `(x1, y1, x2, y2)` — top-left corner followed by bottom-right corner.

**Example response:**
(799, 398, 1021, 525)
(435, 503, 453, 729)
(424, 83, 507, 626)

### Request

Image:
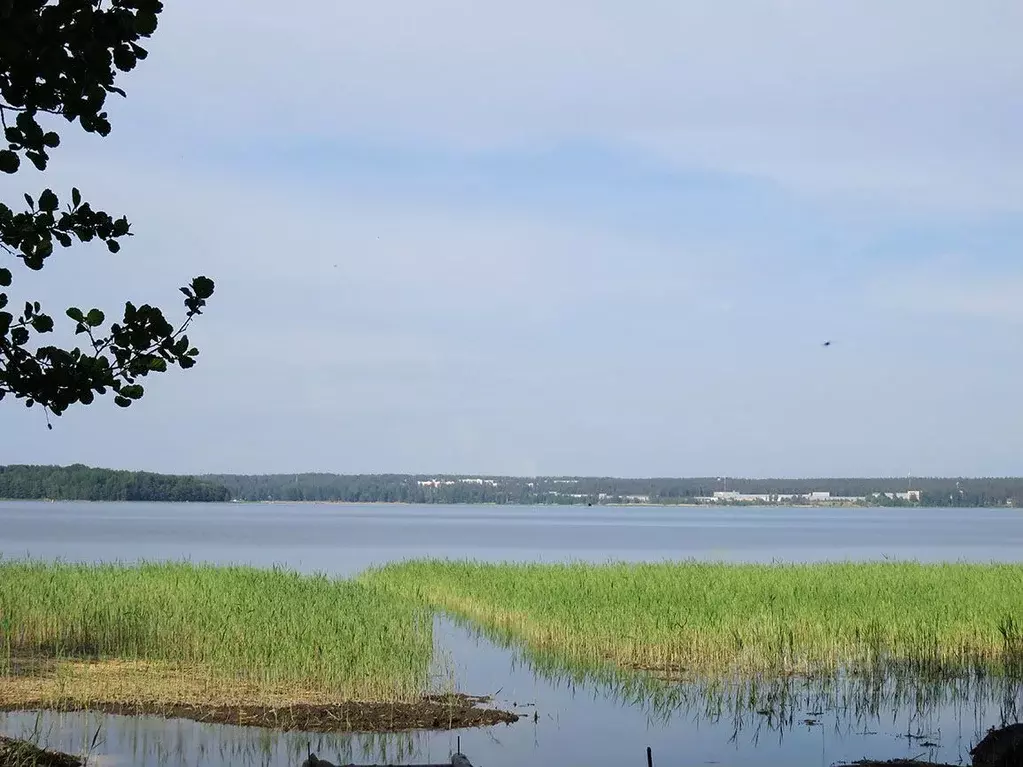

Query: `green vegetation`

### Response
(371, 560, 1023, 678)
(6, 464, 1023, 505)
(1, 1, 214, 422)
(0, 465, 230, 502)
(6, 557, 1023, 721)
(208, 472, 1023, 507)
(0, 560, 432, 704)
(0, 736, 79, 767)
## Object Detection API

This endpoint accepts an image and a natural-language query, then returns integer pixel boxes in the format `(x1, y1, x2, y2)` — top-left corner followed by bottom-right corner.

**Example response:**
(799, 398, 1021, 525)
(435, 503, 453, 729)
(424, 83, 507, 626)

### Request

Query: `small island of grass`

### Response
(0, 561, 515, 733)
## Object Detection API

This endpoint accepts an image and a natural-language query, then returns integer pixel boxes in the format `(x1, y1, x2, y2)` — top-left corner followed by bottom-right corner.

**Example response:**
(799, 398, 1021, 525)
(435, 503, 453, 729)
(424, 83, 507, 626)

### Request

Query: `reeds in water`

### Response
(0, 560, 433, 704)
(370, 559, 1023, 678)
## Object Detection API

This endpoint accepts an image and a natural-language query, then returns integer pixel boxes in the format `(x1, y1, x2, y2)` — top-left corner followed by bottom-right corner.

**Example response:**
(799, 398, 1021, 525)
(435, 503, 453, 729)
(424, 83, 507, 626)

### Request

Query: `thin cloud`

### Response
(113, 1, 1023, 213)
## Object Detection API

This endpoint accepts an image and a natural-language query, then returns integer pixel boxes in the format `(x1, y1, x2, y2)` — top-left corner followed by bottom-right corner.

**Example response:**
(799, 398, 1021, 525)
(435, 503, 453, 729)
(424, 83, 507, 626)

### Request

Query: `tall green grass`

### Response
(0, 560, 433, 701)
(370, 560, 1023, 677)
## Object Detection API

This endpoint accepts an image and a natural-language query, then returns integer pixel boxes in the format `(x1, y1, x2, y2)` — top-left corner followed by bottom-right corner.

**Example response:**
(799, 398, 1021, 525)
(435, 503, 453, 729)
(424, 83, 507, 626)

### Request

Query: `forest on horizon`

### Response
(2, 465, 1022, 507)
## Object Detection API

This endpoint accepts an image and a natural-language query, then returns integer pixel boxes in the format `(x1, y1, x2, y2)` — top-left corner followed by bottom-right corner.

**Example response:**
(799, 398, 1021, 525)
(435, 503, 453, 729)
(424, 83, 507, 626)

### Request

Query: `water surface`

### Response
(3, 501, 1022, 573)
(2, 501, 1022, 766)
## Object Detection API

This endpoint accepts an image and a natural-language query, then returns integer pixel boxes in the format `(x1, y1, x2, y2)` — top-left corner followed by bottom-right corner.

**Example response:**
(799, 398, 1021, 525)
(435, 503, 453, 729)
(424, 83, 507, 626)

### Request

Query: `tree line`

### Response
(0, 464, 230, 502)
(5, 466, 1023, 506)
(203, 473, 1023, 507)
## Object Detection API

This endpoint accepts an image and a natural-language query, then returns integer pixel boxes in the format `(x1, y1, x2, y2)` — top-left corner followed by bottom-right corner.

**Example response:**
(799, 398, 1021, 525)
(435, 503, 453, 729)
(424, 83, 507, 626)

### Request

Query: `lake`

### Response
(2, 501, 1022, 766)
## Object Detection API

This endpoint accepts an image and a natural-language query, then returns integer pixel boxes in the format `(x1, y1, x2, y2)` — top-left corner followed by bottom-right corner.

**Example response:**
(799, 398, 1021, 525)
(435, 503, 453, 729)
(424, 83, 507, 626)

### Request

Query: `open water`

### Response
(2, 501, 1022, 766)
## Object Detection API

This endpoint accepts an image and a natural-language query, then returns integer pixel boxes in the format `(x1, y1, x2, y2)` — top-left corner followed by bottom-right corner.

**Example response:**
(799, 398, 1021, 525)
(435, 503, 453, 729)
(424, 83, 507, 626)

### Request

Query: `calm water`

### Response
(2, 501, 1022, 766)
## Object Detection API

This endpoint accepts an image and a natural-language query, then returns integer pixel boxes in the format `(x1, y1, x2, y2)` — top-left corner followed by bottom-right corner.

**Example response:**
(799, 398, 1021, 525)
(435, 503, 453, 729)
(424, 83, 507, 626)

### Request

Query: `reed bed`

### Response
(0, 560, 433, 704)
(370, 560, 1023, 677)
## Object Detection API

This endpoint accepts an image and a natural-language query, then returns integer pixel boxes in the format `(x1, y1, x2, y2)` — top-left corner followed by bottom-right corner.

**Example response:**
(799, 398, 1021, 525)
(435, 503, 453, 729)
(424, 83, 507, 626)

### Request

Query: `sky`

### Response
(2, 1, 1022, 478)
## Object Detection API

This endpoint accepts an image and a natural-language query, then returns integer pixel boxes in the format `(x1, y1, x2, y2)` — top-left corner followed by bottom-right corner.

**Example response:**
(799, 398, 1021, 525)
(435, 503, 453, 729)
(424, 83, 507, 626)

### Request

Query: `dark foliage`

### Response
(1, 0, 214, 421)
(7, 465, 1022, 507)
(202, 473, 1023, 507)
(0, 463, 230, 502)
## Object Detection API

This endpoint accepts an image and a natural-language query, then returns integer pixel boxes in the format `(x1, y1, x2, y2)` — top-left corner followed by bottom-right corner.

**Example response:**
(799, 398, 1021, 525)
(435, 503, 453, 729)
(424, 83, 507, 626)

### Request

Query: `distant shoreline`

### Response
(3, 465, 1021, 508)
(2, 498, 1012, 511)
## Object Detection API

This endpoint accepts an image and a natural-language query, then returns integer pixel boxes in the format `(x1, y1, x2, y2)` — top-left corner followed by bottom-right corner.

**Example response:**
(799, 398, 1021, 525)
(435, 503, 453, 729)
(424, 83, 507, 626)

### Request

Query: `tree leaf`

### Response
(113, 46, 137, 72)
(113, 396, 132, 408)
(71, 188, 81, 207)
(135, 11, 159, 35)
(121, 384, 145, 400)
(0, 269, 10, 288)
(191, 276, 215, 300)
(85, 308, 105, 327)
(31, 315, 54, 333)
(38, 189, 59, 212)
(66, 307, 85, 323)
(0, 150, 19, 174)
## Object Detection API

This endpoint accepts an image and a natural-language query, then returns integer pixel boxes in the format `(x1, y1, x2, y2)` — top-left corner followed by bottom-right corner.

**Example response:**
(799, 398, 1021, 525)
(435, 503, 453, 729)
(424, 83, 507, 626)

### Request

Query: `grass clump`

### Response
(0, 560, 433, 706)
(370, 559, 1023, 678)
(0, 736, 80, 767)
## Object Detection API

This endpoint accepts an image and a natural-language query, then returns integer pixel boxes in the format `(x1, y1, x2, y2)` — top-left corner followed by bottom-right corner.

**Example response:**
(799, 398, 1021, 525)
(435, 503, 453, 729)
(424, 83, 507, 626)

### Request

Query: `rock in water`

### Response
(971, 723, 1023, 767)
(301, 755, 337, 767)
(451, 753, 473, 767)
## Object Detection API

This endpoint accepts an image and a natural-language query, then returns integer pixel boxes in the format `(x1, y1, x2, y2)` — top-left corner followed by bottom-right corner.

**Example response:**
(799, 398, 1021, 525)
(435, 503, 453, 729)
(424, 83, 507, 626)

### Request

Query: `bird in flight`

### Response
(822, 341, 832, 347)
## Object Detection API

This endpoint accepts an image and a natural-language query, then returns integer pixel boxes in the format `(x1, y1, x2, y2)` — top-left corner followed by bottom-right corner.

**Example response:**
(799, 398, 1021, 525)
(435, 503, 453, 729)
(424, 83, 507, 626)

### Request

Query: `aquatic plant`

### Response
(370, 559, 1023, 678)
(0, 560, 433, 704)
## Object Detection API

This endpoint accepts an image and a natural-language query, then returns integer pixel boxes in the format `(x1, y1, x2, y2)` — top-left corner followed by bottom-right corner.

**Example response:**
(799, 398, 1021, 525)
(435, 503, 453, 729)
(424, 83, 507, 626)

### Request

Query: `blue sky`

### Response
(2, 1, 1022, 477)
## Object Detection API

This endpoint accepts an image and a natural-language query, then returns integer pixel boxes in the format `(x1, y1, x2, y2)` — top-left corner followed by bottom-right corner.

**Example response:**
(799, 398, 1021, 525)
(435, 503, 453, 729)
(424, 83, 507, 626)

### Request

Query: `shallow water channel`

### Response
(2, 501, 1023, 765)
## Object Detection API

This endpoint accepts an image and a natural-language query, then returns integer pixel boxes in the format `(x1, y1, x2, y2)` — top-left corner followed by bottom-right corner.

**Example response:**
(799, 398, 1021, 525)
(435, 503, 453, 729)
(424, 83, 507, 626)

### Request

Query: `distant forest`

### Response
(0, 465, 231, 502)
(3, 466, 1022, 507)
(204, 473, 1023, 507)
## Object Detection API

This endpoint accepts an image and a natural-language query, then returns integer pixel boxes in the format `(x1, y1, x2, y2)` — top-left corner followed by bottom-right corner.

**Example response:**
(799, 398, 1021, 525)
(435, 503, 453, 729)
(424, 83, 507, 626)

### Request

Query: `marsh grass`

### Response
(370, 559, 1023, 679)
(0, 560, 433, 705)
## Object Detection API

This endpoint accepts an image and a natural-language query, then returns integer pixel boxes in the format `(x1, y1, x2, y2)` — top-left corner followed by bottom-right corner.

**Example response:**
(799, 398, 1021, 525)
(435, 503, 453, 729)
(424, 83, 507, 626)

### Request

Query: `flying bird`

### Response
(822, 341, 832, 347)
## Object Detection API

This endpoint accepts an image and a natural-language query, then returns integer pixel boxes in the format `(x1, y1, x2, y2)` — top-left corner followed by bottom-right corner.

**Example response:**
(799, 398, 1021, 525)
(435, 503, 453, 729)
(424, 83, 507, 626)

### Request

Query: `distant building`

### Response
(881, 490, 921, 502)
(700, 490, 865, 505)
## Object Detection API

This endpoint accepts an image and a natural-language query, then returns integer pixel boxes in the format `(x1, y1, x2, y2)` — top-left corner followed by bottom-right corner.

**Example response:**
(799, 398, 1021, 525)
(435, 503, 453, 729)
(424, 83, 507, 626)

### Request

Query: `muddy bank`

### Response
(0, 693, 518, 733)
(0, 736, 80, 767)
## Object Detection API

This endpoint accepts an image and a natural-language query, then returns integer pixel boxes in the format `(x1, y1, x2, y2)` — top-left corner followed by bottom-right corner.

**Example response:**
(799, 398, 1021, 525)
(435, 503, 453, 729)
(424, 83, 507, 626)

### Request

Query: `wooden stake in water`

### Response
(647, 746, 653, 767)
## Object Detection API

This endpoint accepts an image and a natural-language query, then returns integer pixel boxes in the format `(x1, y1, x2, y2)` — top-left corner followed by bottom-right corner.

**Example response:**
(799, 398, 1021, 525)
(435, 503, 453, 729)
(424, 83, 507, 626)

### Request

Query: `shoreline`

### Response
(1, 498, 950, 509)
(0, 693, 518, 734)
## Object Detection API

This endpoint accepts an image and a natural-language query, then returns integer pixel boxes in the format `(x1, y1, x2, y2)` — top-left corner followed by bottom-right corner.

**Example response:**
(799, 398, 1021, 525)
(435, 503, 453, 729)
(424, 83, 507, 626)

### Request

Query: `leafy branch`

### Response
(1, 0, 215, 423)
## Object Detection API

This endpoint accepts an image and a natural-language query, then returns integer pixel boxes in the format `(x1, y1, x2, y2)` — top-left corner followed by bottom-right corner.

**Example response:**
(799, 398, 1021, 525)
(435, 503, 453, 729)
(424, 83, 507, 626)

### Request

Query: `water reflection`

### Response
(493, 622, 1023, 741)
(3, 618, 1022, 766)
(443, 615, 1023, 765)
(0, 710, 438, 767)
(5, 501, 1023, 764)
